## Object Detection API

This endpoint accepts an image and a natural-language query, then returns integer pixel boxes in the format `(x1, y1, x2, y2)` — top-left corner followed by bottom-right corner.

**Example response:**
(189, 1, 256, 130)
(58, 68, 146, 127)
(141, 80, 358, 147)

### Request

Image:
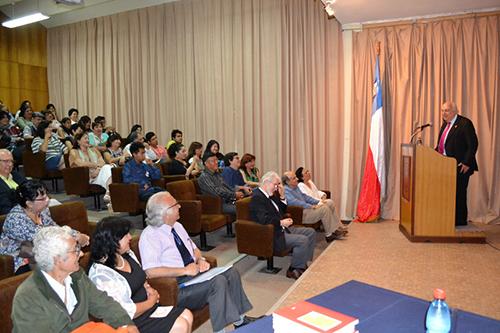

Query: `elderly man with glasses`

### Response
(0, 149, 26, 215)
(249, 171, 317, 280)
(12, 226, 139, 333)
(139, 191, 261, 333)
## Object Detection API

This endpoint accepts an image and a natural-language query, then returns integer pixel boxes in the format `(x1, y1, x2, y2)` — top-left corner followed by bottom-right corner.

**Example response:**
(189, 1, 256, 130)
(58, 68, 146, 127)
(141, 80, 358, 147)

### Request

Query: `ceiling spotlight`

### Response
(321, 0, 336, 18)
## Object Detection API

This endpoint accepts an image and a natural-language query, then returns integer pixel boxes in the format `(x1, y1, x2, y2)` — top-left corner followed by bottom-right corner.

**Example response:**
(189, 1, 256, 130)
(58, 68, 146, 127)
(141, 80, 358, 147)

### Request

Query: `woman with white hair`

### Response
(11, 225, 139, 333)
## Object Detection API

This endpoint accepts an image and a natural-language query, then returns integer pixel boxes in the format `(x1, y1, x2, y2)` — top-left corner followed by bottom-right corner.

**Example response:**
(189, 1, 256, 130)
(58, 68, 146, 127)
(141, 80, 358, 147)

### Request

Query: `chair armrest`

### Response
(287, 206, 304, 225)
(177, 200, 202, 234)
(109, 183, 141, 212)
(196, 195, 223, 214)
(62, 167, 90, 195)
(163, 175, 186, 184)
(0, 255, 14, 280)
(148, 277, 178, 306)
(235, 220, 274, 257)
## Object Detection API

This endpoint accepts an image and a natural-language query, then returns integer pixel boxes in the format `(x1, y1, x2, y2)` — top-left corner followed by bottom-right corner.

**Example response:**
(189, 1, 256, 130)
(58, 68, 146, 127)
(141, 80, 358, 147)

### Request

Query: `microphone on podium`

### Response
(410, 122, 433, 143)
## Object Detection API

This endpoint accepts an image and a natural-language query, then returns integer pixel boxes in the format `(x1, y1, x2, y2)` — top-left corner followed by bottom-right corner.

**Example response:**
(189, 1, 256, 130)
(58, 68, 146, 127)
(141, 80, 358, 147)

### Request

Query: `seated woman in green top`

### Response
(239, 153, 261, 188)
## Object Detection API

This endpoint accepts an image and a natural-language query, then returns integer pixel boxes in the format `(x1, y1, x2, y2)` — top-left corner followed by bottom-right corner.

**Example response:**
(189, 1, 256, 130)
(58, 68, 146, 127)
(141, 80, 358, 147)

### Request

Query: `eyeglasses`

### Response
(67, 244, 81, 255)
(166, 201, 180, 210)
(0, 159, 14, 164)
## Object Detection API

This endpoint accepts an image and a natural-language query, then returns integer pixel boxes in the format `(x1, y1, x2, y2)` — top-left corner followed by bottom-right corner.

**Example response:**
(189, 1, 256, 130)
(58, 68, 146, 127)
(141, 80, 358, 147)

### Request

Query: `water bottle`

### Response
(425, 288, 451, 333)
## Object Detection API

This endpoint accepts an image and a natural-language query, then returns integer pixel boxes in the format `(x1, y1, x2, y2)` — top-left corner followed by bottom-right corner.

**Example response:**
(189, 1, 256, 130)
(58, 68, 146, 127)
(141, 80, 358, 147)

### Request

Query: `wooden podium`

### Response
(399, 144, 485, 243)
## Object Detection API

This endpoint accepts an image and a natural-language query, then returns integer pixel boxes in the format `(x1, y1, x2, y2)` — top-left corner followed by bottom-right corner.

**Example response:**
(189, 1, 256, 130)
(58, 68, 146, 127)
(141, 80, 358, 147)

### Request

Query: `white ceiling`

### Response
(0, 0, 499, 28)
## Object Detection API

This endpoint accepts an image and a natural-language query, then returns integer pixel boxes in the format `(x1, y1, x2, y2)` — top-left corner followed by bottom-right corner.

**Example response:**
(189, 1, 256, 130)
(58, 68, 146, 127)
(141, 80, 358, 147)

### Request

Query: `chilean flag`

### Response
(355, 56, 386, 223)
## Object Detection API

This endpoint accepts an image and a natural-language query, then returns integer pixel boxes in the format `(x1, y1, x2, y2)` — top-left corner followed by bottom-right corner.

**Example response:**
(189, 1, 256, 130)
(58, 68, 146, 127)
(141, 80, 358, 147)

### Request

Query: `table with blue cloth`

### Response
(235, 280, 500, 332)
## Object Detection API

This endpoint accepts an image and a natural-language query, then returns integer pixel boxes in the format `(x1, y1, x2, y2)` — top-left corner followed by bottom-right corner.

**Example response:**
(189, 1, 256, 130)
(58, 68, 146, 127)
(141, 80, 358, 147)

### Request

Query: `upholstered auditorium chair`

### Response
(234, 197, 291, 274)
(62, 166, 106, 210)
(22, 149, 64, 192)
(166, 180, 227, 251)
(109, 167, 166, 221)
(129, 236, 216, 330)
(159, 161, 192, 184)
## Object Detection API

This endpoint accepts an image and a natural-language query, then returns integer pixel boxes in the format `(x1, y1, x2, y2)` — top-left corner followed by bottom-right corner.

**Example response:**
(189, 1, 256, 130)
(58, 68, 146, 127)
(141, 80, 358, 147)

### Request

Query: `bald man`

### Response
(435, 101, 478, 226)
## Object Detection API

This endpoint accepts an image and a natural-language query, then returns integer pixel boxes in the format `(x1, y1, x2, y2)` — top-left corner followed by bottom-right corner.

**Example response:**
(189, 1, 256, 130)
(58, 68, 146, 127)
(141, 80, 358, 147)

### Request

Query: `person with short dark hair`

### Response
(16, 103, 33, 131)
(31, 121, 67, 171)
(221, 152, 252, 196)
(187, 141, 203, 174)
(103, 134, 127, 166)
(88, 122, 109, 152)
(166, 143, 198, 178)
(145, 131, 167, 162)
(122, 142, 163, 202)
(68, 108, 79, 124)
(0, 180, 89, 275)
(88, 217, 193, 333)
(22, 112, 44, 139)
(198, 151, 244, 216)
(166, 129, 183, 149)
(78, 115, 92, 132)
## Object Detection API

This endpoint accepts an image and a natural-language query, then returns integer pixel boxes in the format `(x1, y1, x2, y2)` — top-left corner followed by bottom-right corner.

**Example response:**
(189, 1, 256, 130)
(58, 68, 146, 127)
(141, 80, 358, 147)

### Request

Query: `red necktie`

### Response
(438, 122, 451, 154)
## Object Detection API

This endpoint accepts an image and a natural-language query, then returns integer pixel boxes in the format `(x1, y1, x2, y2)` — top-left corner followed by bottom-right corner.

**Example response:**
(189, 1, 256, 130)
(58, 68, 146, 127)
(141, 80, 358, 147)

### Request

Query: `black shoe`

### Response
(286, 267, 303, 280)
(233, 315, 265, 328)
(325, 231, 345, 243)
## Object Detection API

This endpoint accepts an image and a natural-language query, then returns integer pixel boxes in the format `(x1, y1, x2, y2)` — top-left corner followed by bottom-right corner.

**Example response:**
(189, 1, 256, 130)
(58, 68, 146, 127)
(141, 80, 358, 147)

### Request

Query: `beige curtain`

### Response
(47, 0, 344, 201)
(350, 13, 500, 223)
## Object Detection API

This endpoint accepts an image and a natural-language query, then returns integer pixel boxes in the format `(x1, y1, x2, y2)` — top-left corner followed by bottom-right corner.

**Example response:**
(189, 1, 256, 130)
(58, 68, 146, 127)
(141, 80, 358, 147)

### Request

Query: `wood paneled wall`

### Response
(0, 13, 48, 114)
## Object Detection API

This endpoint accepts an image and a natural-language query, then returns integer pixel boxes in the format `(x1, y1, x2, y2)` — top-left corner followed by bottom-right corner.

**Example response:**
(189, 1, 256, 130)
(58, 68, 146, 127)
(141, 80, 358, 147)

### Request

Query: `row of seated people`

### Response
(0, 182, 261, 333)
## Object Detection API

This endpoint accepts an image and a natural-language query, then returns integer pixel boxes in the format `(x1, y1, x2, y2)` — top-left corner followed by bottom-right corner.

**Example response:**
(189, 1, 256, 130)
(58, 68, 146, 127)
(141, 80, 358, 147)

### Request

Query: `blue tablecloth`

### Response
(235, 280, 500, 332)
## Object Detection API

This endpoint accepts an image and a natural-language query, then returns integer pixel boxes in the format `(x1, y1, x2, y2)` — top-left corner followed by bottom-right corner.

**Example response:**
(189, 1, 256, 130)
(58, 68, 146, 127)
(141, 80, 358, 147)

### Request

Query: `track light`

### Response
(2, 12, 50, 28)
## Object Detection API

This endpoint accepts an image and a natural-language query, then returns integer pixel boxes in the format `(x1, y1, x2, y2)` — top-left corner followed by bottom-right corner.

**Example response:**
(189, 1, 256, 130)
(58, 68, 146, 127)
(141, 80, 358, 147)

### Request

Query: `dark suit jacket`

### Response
(0, 170, 26, 215)
(436, 115, 478, 173)
(249, 188, 287, 253)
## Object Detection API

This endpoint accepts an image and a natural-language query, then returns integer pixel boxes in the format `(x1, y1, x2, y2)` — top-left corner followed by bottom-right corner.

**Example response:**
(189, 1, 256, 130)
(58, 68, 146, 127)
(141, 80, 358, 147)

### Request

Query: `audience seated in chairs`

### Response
(249, 171, 316, 280)
(103, 134, 128, 166)
(0, 110, 24, 164)
(139, 192, 260, 333)
(31, 121, 68, 171)
(166, 129, 183, 150)
(282, 171, 347, 243)
(167, 143, 199, 178)
(0, 181, 89, 275)
(11, 225, 139, 333)
(69, 132, 114, 202)
(88, 217, 193, 333)
(187, 141, 204, 174)
(198, 152, 244, 217)
(145, 131, 167, 163)
(221, 152, 252, 196)
(88, 121, 109, 152)
(0, 149, 27, 215)
(239, 153, 261, 188)
(122, 142, 163, 202)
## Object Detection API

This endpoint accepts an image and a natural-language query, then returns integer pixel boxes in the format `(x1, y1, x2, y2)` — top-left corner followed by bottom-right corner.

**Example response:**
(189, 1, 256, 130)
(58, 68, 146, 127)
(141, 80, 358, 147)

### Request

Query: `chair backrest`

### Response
(0, 273, 30, 333)
(236, 197, 253, 221)
(166, 180, 196, 201)
(192, 178, 202, 194)
(49, 201, 90, 235)
(62, 167, 91, 195)
(22, 150, 46, 178)
(111, 167, 123, 183)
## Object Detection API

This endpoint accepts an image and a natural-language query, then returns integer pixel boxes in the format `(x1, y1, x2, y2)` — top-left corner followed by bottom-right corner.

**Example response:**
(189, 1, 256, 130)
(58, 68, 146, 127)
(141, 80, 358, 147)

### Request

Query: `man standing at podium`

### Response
(436, 101, 478, 226)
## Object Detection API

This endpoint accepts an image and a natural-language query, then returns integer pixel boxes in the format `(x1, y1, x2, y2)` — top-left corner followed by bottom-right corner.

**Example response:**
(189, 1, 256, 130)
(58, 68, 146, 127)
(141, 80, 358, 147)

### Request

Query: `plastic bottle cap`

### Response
(433, 288, 446, 300)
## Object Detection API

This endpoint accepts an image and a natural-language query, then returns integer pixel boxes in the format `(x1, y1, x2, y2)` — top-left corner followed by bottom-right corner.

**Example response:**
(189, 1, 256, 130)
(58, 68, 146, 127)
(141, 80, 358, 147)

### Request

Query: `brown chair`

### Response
(159, 162, 191, 184)
(22, 149, 64, 192)
(0, 272, 30, 333)
(109, 167, 166, 219)
(129, 236, 216, 330)
(62, 167, 107, 210)
(166, 180, 227, 251)
(235, 197, 291, 273)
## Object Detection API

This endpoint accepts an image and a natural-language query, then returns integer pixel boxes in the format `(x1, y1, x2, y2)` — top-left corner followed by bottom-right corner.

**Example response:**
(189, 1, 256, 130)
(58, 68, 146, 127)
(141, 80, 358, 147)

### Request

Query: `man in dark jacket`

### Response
(0, 149, 26, 215)
(249, 171, 316, 280)
(436, 101, 478, 226)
